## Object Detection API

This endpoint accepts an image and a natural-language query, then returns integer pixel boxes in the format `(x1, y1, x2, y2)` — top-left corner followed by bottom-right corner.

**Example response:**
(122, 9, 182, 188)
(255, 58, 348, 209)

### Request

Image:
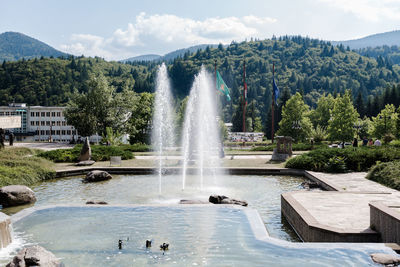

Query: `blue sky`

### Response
(2, 0, 400, 60)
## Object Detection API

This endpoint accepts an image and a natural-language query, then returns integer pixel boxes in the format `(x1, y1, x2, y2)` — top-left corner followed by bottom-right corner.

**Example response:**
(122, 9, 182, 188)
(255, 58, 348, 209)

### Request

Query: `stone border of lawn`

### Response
(55, 167, 336, 190)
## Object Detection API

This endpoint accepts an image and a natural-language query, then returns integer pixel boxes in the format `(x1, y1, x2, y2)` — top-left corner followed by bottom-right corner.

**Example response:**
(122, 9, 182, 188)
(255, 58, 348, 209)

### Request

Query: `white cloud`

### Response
(318, 0, 400, 22)
(60, 13, 277, 60)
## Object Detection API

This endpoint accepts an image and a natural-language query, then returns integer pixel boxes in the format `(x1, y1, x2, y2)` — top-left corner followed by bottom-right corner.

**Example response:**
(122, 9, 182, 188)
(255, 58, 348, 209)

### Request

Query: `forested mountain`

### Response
(121, 44, 219, 62)
(356, 45, 400, 65)
(121, 54, 162, 62)
(333, 30, 400, 49)
(1, 36, 400, 136)
(0, 56, 154, 106)
(0, 32, 69, 61)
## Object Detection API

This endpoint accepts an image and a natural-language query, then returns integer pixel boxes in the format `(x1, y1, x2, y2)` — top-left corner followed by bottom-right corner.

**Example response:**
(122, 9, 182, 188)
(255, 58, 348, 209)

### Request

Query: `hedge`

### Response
(367, 161, 400, 190)
(285, 146, 400, 173)
(38, 144, 136, 162)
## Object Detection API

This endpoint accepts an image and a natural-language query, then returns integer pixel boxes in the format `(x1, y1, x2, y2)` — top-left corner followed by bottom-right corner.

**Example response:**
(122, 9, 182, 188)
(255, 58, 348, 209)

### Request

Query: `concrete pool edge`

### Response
(10, 204, 395, 254)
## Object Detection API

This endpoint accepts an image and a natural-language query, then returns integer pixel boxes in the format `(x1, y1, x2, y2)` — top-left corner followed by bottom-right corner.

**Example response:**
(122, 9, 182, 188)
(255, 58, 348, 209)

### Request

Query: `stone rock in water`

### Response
(82, 170, 112, 183)
(78, 137, 91, 162)
(0, 185, 36, 207)
(370, 253, 400, 265)
(6, 245, 62, 267)
(86, 200, 108, 204)
(209, 195, 248, 206)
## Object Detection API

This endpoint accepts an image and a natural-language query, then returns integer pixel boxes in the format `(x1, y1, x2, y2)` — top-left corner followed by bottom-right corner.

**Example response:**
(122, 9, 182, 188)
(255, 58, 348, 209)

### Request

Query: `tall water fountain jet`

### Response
(152, 63, 175, 194)
(182, 66, 221, 190)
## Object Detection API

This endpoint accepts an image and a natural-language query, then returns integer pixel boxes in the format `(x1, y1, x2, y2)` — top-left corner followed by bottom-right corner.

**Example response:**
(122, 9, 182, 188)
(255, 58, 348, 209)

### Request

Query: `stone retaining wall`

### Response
(281, 192, 380, 242)
(370, 202, 400, 243)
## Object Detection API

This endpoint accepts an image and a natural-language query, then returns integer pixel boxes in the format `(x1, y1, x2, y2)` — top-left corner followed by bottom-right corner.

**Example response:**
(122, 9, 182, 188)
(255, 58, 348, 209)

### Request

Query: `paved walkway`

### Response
(286, 171, 400, 237)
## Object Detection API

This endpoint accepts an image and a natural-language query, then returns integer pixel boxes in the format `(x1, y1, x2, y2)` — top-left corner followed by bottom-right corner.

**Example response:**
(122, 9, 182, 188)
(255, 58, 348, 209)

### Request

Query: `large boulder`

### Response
(370, 253, 400, 265)
(0, 185, 36, 207)
(209, 195, 248, 206)
(6, 245, 62, 267)
(82, 170, 112, 183)
(78, 137, 91, 162)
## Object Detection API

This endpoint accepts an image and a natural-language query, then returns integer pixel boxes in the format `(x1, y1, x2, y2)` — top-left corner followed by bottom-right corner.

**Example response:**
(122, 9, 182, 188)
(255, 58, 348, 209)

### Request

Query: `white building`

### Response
(0, 103, 99, 143)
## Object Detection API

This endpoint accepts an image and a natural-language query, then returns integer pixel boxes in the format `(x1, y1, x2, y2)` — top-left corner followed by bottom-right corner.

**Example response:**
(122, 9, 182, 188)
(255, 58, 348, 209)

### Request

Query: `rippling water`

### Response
(27, 174, 303, 241)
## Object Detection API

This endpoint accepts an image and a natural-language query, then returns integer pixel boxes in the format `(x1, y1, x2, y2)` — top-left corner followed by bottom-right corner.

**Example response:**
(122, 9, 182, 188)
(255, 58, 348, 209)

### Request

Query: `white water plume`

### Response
(182, 66, 222, 190)
(152, 63, 175, 194)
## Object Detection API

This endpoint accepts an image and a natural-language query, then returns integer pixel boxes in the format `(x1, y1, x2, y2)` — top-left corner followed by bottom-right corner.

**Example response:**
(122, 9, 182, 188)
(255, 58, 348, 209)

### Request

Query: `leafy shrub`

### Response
(325, 156, 347, 173)
(367, 161, 400, 190)
(38, 144, 135, 162)
(389, 139, 400, 148)
(285, 146, 400, 172)
(251, 143, 328, 151)
(124, 143, 151, 152)
(383, 133, 395, 144)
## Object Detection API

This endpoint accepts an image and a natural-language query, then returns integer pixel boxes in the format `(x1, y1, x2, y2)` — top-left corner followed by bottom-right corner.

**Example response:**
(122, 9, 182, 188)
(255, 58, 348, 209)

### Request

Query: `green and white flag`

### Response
(216, 70, 231, 101)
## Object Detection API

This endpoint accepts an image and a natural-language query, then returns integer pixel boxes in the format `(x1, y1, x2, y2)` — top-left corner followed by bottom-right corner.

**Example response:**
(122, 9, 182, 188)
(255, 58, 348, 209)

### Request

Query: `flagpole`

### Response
(243, 60, 246, 133)
(271, 62, 275, 143)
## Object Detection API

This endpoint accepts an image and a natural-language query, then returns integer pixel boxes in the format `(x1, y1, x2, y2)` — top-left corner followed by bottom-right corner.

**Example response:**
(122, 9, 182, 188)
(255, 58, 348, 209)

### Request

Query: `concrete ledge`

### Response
(370, 202, 400, 243)
(56, 167, 309, 178)
(281, 192, 380, 242)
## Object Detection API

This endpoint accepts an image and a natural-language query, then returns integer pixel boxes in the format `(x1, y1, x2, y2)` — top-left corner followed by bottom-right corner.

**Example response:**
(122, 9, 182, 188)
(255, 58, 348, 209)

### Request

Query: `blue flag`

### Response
(273, 78, 279, 104)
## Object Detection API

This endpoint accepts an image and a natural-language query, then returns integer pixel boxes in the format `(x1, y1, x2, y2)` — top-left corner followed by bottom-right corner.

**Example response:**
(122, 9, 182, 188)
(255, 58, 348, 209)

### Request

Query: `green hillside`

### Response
(1, 36, 399, 134)
(0, 32, 69, 61)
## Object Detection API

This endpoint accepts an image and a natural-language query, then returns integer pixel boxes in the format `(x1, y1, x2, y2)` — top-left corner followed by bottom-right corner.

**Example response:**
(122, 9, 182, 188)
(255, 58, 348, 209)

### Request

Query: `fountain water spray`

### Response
(152, 63, 175, 194)
(181, 66, 221, 190)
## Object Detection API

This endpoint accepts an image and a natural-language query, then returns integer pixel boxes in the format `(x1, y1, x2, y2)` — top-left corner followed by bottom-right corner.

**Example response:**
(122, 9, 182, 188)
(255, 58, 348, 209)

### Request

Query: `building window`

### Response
(62, 121, 66, 126)
(30, 121, 35, 126)
(52, 121, 55, 126)
(72, 130, 76, 135)
(46, 112, 50, 117)
(62, 130, 66, 135)
(40, 121, 44, 126)
(51, 112, 56, 117)
(36, 112, 40, 117)
(40, 112, 44, 117)
(67, 130, 71, 135)
(46, 121, 50, 126)
(45, 130, 50, 135)
(35, 121, 39, 126)
(56, 121, 61, 126)
(5, 112, 10, 115)
(51, 130, 55, 135)
(57, 112, 61, 117)
(56, 130, 60, 135)
(40, 130, 45, 135)
(30, 112, 34, 117)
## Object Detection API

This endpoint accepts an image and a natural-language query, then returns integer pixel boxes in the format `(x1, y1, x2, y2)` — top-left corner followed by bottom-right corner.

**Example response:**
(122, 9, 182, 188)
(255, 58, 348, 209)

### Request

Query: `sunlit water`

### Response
(9, 206, 391, 267)
(1, 175, 394, 266)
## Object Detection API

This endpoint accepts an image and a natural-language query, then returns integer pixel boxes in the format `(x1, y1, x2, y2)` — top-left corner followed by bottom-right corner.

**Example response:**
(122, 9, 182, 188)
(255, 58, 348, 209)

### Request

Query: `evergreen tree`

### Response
(328, 91, 359, 143)
(355, 91, 365, 117)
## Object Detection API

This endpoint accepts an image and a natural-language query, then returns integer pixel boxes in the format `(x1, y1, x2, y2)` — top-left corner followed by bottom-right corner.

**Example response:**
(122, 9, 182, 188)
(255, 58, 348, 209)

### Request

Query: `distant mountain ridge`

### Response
(333, 30, 400, 49)
(121, 44, 219, 62)
(0, 31, 69, 61)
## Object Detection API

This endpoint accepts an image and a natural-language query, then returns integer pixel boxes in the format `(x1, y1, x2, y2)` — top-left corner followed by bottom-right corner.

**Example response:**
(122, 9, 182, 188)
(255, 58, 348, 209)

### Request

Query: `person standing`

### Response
(9, 132, 14, 146)
(374, 139, 382, 146)
(362, 136, 368, 146)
